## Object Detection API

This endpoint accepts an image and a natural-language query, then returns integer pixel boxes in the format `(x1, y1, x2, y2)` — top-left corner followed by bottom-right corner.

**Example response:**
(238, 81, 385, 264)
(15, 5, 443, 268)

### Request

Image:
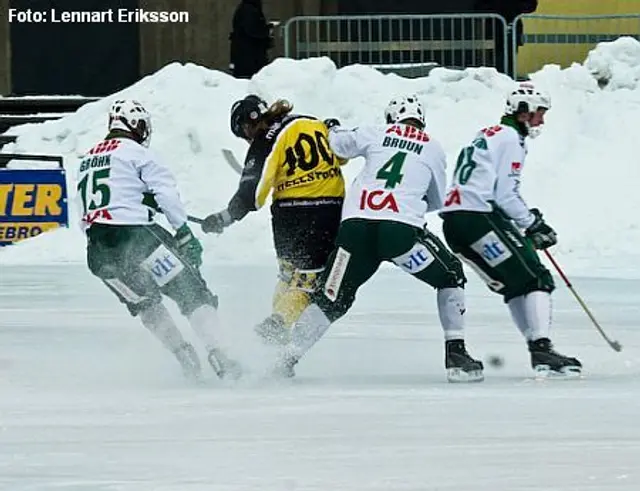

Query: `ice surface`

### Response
(1, 265, 639, 490)
(1, 38, 640, 276)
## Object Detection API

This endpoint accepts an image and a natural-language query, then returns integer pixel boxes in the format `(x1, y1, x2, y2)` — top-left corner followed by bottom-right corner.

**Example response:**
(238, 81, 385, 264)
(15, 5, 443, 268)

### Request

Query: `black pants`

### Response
(270, 198, 343, 270)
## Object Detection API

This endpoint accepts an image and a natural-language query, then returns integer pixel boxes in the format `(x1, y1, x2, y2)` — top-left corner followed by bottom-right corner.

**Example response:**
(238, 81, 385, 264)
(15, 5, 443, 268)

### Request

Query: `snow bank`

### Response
(585, 36, 640, 90)
(1, 38, 639, 278)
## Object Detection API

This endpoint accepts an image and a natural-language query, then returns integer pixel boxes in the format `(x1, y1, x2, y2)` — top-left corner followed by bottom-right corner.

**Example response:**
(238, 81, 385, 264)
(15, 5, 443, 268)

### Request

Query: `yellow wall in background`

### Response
(517, 0, 640, 77)
(535, 0, 640, 15)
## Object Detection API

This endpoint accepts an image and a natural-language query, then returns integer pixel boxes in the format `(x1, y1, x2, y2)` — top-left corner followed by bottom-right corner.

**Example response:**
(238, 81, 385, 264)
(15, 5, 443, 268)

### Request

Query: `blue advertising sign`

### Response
(0, 168, 69, 246)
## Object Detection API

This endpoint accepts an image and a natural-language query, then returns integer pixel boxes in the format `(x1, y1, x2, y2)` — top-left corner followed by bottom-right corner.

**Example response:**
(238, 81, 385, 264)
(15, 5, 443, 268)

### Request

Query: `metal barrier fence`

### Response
(283, 14, 509, 77)
(512, 14, 640, 79)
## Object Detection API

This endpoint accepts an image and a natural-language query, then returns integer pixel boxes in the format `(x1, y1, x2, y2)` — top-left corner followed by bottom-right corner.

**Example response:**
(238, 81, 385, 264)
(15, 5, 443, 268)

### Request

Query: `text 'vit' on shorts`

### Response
(141, 244, 185, 287)
(470, 231, 512, 268)
(392, 243, 435, 274)
(324, 247, 351, 302)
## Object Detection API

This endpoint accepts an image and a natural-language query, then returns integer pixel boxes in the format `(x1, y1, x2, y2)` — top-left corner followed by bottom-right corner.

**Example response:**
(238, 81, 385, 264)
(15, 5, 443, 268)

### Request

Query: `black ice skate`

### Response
(528, 338, 582, 378)
(173, 342, 202, 381)
(207, 348, 243, 380)
(445, 340, 484, 383)
(254, 313, 291, 346)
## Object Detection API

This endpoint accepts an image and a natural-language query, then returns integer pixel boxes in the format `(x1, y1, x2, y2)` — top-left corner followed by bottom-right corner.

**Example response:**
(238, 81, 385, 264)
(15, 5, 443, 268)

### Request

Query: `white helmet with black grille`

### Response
(108, 99, 152, 147)
(384, 95, 425, 128)
(505, 82, 551, 138)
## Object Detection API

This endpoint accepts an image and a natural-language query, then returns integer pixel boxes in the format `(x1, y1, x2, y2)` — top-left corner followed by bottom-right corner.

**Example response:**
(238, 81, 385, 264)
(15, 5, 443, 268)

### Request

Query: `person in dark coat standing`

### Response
(474, 0, 538, 77)
(229, 0, 274, 79)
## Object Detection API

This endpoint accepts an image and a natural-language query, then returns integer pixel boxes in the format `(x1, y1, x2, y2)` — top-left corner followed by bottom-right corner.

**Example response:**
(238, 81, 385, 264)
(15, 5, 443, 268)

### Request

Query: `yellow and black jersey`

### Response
(227, 114, 346, 221)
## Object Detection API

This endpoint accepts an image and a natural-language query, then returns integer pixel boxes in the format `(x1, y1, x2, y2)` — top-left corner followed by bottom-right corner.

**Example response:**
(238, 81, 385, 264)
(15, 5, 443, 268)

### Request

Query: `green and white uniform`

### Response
(437, 83, 581, 376)
(439, 118, 554, 342)
(76, 135, 231, 377)
(77, 137, 188, 232)
(76, 136, 216, 317)
(285, 122, 470, 365)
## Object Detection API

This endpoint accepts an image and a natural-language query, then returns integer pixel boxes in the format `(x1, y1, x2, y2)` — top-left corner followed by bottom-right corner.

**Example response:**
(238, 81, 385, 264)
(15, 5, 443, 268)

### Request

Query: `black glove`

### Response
(175, 224, 203, 268)
(142, 192, 161, 212)
(201, 209, 234, 234)
(323, 118, 341, 130)
(525, 208, 557, 250)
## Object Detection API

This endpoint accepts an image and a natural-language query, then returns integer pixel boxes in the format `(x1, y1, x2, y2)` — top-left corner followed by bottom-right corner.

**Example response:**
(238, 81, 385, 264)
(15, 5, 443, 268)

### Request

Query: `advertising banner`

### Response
(0, 168, 68, 246)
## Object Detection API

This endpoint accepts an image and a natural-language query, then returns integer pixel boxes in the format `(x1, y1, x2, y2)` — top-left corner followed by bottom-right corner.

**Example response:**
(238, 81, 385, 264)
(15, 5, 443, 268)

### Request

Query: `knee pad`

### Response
(277, 259, 321, 291)
(103, 276, 161, 317)
(311, 287, 352, 323)
(273, 259, 324, 325)
(273, 277, 311, 326)
(433, 254, 466, 290)
(177, 288, 218, 317)
(503, 265, 555, 302)
(272, 279, 289, 308)
(273, 288, 311, 326)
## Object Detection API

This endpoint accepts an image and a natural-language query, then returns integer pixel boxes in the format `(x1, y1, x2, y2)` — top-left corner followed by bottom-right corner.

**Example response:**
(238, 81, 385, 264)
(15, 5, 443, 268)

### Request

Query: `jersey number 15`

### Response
(77, 169, 111, 214)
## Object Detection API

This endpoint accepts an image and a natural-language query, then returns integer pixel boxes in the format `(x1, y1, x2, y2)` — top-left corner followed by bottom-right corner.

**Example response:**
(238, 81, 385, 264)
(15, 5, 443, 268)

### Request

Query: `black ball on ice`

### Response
(487, 355, 504, 368)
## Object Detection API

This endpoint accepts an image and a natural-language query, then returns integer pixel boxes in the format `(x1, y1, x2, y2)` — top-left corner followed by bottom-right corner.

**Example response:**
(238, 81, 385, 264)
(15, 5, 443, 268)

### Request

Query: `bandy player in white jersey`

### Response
(440, 82, 582, 377)
(76, 99, 240, 380)
(274, 95, 484, 383)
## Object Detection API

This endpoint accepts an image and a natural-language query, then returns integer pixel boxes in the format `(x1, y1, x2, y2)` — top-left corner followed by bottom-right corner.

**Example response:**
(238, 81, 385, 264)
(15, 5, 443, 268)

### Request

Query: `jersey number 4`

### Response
(77, 169, 111, 214)
(376, 151, 406, 189)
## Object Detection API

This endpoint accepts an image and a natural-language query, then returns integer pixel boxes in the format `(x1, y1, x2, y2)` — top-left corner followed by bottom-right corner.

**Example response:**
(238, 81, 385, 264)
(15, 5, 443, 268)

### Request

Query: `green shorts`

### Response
(86, 223, 217, 316)
(313, 218, 465, 322)
(441, 209, 554, 301)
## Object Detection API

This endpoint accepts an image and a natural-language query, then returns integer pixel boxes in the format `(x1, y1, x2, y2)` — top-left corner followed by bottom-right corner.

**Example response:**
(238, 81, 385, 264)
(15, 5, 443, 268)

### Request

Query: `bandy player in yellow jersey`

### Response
(201, 95, 346, 344)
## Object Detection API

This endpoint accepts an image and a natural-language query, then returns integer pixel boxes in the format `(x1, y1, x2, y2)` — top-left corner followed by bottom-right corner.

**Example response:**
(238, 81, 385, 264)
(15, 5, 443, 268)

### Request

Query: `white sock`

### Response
(139, 303, 186, 352)
(187, 304, 222, 352)
(522, 291, 552, 341)
(437, 287, 465, 341)
(507, 296, 531, 340)
(288, 304, 332, 360)
(507, 291, 552, 341)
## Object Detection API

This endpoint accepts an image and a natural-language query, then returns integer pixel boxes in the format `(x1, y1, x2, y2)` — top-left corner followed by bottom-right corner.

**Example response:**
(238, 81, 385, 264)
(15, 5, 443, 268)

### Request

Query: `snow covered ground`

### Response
(1, 38, 640, 490)
(1, 264, 639, 490)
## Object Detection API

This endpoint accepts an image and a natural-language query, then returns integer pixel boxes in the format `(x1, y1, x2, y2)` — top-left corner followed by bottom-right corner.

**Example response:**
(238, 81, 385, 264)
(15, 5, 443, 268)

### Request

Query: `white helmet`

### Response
(384, 95, 425, 127)
(505, 82, 551, 115)
(108, 99, 152, 147)
(505, 82, 551, 138)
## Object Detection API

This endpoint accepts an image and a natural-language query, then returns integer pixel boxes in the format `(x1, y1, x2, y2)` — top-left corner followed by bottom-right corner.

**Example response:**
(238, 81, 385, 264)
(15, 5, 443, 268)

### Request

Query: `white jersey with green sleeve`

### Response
(440, 123, 536, 229)
(75, 137, 188, 233)
(328, 123, 447, 229)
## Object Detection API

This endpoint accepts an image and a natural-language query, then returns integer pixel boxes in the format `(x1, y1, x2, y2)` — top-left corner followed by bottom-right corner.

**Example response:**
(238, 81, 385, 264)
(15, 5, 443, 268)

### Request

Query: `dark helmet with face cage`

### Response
(230, 95, 269, 139)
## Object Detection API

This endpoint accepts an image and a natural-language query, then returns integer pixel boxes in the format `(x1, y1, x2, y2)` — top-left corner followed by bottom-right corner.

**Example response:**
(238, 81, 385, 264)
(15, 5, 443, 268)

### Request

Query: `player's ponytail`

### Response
(265, 99, 293, 123)
(249, 99, 294, 137)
